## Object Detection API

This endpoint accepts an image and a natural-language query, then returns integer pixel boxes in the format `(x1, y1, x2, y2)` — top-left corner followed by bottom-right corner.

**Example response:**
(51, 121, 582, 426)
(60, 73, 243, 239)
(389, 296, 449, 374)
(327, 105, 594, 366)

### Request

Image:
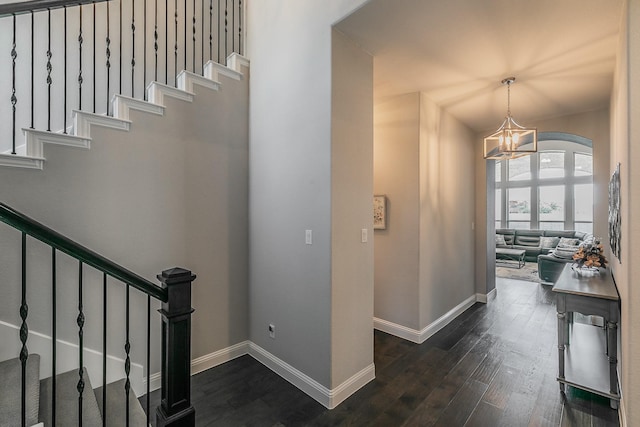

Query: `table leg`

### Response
(557, 311, 566, 392)
(607, 320, 618, 396)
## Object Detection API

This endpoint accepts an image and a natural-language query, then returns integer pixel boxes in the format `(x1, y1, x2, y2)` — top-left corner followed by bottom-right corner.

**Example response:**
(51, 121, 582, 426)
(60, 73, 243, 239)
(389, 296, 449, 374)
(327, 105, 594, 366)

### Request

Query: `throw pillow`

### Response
(540, 236, 560, 249)
(495, 234, 506, 245)
(552, 244, 579, 259)
(558, 237, 579, 247)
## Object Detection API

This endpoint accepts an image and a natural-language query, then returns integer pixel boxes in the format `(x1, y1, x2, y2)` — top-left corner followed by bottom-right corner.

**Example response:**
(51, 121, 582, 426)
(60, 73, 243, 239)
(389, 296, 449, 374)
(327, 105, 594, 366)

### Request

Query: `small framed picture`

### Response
(373, 195, 387, 230)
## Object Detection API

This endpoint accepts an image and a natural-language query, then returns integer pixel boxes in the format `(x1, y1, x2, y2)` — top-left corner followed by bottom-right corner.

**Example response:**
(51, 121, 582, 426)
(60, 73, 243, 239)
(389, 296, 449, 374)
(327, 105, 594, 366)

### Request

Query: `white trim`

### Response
(247, 342, 374, 409)
(227, 53, 250, 73)
(144, 341, 250, 394)
(204, 60, 243, 81)
(146, 82, 195, 106)
(177, 70, 222, 93)
(72, 111, 131, 137)
(618, 379, 627, 426)
(476, 287, 497, 304)
(112, 94, 165, 121)
(374, 294, 477, 344)
(373, 318, 422, 343)
(0, 152, 44, 169)
(191, 341, 249, 375)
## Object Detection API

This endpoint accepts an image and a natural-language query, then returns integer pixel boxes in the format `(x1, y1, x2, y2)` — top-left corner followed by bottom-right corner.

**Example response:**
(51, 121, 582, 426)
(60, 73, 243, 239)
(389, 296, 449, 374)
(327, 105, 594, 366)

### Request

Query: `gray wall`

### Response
(0, 70, 249, 371)
(373, 92, 476, 332)
(610, 0, 640, 422)
(330, 29, 374, 387)
(246, 0, 370, 390)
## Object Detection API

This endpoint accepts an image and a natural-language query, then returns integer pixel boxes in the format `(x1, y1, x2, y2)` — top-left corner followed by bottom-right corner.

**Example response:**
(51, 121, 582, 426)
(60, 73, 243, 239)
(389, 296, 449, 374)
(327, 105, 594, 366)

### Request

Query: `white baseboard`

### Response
(618, 382, 626, 427)
(248, 342, 375, 409)
(374, 294, 477, 344)
(476, 288, 497, 304)
(145, 340, 250, 394)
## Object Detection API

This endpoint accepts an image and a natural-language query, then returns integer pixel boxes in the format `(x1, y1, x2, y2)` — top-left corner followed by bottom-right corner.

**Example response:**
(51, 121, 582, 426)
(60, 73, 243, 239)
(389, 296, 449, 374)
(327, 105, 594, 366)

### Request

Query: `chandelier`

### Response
(483, 77, 537, 160)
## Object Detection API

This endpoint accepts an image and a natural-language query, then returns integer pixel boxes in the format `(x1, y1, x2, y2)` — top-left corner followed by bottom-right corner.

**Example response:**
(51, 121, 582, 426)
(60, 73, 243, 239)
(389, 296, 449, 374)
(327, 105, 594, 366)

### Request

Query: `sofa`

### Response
(496, 229, 593, 282)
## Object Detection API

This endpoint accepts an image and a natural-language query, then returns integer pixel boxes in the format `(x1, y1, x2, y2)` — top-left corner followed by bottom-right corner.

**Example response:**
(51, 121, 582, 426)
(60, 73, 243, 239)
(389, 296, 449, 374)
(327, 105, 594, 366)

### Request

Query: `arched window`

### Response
(495, 134, 593, 233)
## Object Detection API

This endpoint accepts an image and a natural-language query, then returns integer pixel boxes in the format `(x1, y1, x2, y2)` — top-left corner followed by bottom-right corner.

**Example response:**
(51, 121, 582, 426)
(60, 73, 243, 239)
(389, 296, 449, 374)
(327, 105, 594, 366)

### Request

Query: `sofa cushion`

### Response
(552, 244, 579, 259)
(540, 236, 560, 249)
(558, 237, 579, 246)
(544, 230, 577, 238)
(514, 230, 542, 247)
(495, 234, 506, 245)
(497, 229, 515, 245)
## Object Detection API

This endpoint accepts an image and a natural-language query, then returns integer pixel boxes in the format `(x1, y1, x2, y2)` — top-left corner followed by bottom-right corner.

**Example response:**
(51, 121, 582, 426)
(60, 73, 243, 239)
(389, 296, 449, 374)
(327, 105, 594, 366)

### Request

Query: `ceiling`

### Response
(335, 0, 623, 132)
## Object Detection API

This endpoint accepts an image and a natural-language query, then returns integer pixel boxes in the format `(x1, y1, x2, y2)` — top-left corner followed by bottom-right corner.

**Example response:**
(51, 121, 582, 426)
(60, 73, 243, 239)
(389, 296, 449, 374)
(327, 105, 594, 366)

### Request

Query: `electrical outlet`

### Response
(305, 229, 313, 245)
(268, 324, 275, 339)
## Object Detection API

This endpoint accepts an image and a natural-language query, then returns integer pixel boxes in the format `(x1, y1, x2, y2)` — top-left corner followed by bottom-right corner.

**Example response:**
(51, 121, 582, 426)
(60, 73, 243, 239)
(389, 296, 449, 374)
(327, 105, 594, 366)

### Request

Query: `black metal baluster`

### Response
(30, 13, 34, 129)
(125, 285, 131, 427)
(174, 0, 177, 86)
(93, 2, 96, 113)
(224, 0, 227, 60)
(63, 6, 68, 133)
(20, 232, 28, 427)
(184, 0, 187, 72)
(47, 9, 52, 131)
(154, 0, 158, 81)
(51, 248, 57, 426)
(78, 5, 83, 110)
(11, 14, 17, 155)
(192, 0, 195, 72)
(131, 0, 136, 97)
(216, 0, 220, 63)
(209, 0, 212, 61)
(201, 0, 204, 71)
(102, 273, 107, 426)
(143, 0, 147, 100)
(231, 0, 234, 53)
(165, 0, 168, 84)
(106, 1, 111, 114)
(238, 0, 241, 55)
(77, 261, 85, 426)
(119, 0, 123, 95)
(146, 294, 150, 427)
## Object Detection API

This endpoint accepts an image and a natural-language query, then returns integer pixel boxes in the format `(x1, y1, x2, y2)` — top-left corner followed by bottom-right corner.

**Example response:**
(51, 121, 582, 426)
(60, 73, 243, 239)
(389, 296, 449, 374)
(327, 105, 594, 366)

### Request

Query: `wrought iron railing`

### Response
(0, 202, 196, 426)
(0, 0, 243, 155)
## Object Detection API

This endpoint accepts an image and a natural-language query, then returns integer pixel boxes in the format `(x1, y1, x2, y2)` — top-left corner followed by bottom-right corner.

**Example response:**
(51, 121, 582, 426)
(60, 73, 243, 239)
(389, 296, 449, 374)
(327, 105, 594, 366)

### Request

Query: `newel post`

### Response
(156, 267, 196, 427)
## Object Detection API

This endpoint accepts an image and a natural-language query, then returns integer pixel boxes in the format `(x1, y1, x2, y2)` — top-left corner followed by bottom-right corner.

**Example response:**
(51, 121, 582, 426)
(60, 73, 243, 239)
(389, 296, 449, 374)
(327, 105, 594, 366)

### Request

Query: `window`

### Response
(494, 142, 593, 231)
(575, 183, 593, 224)
(508, 157, 531, 181)
(539, 151, 565, 178)
(508, 187, 530, 229)
(574, 153, 593, 176)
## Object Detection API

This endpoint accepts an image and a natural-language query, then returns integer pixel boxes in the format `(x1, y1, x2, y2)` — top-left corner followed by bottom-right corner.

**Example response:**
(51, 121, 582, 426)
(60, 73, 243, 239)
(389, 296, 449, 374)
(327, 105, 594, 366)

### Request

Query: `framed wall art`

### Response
(608, 162, 621, 261)
(373, 195, 387, 230)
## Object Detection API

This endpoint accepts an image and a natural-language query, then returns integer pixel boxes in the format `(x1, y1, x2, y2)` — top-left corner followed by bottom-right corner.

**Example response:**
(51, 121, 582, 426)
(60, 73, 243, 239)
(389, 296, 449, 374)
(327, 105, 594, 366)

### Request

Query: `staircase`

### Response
(0, 54, 248, 170)
(1, 355, 147, 426)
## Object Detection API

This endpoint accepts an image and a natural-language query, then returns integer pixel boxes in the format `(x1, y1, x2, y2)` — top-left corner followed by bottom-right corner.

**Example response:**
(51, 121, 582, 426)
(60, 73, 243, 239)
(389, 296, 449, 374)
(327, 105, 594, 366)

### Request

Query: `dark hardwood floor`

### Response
(144, 277, 619, 426)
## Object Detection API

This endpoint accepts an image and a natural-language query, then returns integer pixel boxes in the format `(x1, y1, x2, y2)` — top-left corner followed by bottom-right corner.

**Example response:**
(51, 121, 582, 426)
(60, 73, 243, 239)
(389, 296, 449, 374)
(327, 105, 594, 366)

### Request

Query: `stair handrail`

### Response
(0, 202, 167, 302)
(0, 0, 109, 18)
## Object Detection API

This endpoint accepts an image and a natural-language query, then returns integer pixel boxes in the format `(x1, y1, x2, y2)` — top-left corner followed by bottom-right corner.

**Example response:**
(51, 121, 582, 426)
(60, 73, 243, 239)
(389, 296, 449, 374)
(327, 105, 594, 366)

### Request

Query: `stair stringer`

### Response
(0, 54, 250, 170)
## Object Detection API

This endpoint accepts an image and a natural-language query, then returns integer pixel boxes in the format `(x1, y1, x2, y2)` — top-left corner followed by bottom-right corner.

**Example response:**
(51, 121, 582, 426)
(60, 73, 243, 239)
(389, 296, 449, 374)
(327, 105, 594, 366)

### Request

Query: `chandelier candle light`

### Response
(483, 77, 537, 160)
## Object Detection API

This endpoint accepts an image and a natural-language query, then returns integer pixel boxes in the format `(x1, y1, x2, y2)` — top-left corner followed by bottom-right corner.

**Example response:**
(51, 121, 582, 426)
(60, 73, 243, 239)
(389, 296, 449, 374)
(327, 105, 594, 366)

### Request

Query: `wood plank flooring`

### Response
(143, 278, 619, 426)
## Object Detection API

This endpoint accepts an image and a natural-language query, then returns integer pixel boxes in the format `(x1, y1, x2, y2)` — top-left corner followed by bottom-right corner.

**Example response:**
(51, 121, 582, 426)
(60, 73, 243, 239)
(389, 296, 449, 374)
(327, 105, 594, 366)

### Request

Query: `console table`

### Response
(552, 264, 620, 408)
